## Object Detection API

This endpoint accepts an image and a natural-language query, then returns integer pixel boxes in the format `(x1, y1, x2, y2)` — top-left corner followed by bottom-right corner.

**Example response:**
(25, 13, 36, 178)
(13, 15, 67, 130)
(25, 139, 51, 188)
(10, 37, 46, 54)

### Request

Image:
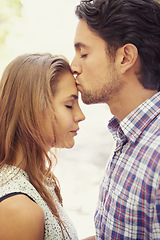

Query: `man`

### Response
(71, 0, 160, 239)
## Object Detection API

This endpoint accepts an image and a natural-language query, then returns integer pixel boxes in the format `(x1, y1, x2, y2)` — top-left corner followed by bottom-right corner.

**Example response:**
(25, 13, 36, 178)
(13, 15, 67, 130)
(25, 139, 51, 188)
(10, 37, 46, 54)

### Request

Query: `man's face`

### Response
(71, 19, 124, 105)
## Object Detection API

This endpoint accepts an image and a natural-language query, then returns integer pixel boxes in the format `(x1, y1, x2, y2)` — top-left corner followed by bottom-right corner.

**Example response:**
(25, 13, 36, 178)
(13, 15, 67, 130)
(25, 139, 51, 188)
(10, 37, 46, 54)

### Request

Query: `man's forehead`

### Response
(74, 19, 103, 48)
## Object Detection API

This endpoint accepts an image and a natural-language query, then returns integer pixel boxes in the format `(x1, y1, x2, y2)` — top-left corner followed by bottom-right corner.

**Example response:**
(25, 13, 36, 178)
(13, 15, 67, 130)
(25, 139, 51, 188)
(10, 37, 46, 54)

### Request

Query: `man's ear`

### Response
(116, 44, 138, 74)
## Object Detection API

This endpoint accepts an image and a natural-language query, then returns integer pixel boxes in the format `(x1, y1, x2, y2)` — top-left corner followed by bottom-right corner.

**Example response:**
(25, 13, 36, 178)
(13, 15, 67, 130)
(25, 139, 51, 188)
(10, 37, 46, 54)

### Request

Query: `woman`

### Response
(0, 53, 85, 239)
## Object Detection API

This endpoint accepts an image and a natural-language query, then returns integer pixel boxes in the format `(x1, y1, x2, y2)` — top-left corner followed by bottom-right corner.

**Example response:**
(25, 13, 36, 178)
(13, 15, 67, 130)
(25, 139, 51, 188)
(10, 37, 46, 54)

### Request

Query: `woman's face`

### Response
(44, 71, 85, 149)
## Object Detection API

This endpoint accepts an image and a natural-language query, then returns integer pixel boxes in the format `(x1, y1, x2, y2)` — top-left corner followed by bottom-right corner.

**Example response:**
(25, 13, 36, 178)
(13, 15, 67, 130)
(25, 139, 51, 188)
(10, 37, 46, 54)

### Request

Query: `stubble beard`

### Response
(80, 71, 124, 105)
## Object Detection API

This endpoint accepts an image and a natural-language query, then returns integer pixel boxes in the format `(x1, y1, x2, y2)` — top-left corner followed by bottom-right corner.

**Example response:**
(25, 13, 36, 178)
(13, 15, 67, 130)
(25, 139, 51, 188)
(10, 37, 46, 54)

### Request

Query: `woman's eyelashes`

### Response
(65, 104, 73, 109)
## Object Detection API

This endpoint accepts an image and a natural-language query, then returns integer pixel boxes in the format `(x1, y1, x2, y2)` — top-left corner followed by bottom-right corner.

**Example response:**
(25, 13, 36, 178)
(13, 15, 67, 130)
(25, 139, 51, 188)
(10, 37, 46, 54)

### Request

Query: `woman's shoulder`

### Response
(0, 194, 45, 240)
(0, 165, 38, 202)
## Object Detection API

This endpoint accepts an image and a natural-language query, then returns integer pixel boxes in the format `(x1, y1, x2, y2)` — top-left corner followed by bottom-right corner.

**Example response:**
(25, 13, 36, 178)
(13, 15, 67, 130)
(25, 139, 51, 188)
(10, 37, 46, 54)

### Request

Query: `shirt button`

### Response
(116, 150, 121, 156)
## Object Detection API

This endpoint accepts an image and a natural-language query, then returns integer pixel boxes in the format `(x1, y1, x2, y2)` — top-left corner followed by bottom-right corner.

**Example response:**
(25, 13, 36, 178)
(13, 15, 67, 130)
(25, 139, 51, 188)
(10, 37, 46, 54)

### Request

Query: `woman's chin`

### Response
(53, 138, 75, 149)
(62, 140, 75, 149)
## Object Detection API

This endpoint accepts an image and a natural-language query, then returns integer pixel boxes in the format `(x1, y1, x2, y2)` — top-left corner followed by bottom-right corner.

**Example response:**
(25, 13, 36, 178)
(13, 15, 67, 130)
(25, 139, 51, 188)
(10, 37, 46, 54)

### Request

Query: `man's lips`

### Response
(75, 77, 80, 85)
(76, 82, 81, 91)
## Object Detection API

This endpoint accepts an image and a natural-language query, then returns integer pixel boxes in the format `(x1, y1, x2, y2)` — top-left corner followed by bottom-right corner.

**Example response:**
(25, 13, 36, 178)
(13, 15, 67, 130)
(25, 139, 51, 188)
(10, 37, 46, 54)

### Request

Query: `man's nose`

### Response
(71, 57, 82, 75)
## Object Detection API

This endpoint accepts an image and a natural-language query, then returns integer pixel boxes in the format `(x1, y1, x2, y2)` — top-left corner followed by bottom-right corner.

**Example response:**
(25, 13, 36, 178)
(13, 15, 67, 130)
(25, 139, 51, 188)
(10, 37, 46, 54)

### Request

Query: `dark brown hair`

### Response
(76, 0, 160, 90)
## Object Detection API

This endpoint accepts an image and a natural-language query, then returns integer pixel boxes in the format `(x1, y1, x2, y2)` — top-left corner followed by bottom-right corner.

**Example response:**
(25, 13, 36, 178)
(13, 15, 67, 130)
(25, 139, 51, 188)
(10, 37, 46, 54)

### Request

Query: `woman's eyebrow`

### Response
(66, 94, 78, 100)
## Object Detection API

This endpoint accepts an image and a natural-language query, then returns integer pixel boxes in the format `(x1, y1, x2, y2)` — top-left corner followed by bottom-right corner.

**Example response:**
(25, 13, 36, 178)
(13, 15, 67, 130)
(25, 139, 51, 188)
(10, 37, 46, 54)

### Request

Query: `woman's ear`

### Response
(116, 44, 138, 74)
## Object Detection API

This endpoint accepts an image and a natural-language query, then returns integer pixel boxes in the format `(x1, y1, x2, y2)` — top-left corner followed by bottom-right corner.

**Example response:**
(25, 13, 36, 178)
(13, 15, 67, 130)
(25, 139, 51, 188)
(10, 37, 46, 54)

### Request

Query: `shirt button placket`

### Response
(116, 150, 121, 156)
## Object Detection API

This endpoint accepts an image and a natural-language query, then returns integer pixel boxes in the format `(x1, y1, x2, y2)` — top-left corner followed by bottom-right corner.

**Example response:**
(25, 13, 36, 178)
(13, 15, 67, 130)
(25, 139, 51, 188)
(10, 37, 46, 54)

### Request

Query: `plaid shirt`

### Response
(94, 92, 160, 239)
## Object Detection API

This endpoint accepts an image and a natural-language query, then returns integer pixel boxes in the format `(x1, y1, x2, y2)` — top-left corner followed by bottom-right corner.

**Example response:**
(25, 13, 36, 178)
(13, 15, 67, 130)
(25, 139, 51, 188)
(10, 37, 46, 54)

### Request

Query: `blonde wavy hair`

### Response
(0, 53, 72, 238)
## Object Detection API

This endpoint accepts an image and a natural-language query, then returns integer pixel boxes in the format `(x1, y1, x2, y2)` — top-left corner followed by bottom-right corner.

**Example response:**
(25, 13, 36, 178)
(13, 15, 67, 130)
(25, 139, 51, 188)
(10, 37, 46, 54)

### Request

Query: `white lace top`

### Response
(0, 165, 79, 240)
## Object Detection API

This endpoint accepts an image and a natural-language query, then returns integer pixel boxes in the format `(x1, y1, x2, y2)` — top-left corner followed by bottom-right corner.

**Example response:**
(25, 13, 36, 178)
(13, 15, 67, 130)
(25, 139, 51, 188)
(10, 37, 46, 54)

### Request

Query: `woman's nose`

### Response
(75, 108, 85, 123)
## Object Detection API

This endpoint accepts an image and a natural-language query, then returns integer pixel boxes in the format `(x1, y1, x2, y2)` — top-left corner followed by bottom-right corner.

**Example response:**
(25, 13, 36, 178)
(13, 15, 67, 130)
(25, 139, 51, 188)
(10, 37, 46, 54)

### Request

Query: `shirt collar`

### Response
(108, 92, 160, 144)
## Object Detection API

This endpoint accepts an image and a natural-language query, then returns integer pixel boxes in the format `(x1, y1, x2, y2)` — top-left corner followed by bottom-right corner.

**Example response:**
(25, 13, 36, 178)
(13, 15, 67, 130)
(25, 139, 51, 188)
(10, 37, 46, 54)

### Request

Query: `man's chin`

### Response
(81, 94, 94, 105)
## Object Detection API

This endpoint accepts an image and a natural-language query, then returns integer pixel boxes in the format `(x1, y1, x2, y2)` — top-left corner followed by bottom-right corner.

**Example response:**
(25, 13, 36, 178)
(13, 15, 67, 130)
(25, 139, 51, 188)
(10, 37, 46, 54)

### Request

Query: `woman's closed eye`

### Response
(65, 105, 73, 109)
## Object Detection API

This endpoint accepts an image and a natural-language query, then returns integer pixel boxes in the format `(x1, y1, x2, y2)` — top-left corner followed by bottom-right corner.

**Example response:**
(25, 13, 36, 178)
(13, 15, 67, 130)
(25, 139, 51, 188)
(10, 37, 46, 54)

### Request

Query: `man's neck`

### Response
(108, 89, 158, 122)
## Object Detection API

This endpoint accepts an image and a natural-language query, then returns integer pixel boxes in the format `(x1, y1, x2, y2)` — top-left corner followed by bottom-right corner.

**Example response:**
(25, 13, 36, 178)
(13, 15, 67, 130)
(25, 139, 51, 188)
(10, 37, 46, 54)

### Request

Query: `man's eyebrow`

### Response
(74, 42, 89, 49)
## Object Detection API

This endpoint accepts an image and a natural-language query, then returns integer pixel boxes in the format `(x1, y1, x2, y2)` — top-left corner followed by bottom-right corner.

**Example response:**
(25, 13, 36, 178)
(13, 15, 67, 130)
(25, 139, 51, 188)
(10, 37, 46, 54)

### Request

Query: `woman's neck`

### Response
(13, 143, 26, 170)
